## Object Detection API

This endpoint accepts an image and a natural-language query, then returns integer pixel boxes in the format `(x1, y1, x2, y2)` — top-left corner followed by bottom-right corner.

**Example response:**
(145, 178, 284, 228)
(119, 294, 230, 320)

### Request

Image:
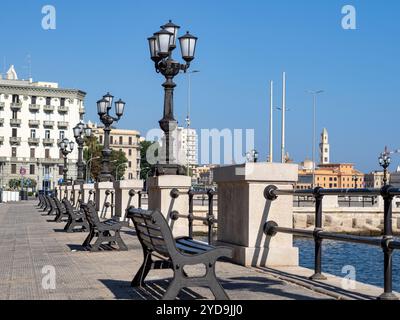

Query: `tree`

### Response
(8, 179, 20, 190)
(110, 149, 128, 180)
(83, 135, 128, 181)
(140, 140, 156, 179)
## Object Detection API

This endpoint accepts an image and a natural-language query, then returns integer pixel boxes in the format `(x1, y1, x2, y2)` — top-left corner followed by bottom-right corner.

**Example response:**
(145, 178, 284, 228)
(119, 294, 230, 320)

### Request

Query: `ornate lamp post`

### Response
(58, 138, 75, 195)
(148, 20, 198, 176)
(379, 150, 391, 186)
(352, 174, 359, 189)
(97, 93, 126, 182)
(73, 122, 92, 184)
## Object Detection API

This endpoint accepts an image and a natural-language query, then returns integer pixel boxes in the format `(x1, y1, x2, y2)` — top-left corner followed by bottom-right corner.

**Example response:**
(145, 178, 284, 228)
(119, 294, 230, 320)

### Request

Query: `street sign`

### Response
(20, 167, 26, 176)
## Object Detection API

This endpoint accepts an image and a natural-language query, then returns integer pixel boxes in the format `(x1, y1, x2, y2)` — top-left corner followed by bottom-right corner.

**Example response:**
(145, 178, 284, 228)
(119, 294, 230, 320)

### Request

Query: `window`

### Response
(119, 136, 123, 145)
(45, 149, 50, 159)
(129, 149, 132, 156)
(59, 166, 64, 175)
(11, 147, 17, 158)
(12, 128, 17, 138)
(59, 131, 65, 140)
(99, 135, 103, 144)
(45, 130, 50, 139)
(30, 165, 35, 175)
(30, 148, 35, 158)
(12, 95, 19, 103)
(129, 161, 132, 168)
(60, 98, 65, 106)
(12, 110, 18, 119)
(11, 164, 17, 174)
(129, 137, 133, 145)
(129, 173, 133, 179)
(110, 136, 114, 144)
(46, 97, 51, 105)
(30, 129, 36, 138)
(31, 96, 37, 104)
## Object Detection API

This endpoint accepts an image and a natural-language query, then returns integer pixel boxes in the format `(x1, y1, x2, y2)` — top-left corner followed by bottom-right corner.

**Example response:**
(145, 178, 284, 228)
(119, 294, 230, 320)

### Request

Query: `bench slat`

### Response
(176, 243, 207, 255)
(176, 238, 214, 251)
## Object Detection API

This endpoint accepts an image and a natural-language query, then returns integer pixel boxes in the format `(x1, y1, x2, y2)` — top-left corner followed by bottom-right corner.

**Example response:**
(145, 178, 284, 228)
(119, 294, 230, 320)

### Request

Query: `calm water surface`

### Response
(294, 237, 400, 292)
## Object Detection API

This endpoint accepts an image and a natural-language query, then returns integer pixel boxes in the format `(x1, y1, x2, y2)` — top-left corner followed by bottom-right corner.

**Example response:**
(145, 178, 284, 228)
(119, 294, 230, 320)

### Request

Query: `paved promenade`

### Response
(0, 201, 385, 300)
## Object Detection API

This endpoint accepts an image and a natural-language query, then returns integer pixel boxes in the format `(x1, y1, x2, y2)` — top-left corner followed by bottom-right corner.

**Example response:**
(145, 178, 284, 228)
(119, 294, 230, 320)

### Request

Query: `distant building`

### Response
(297, 163, 364, 189)
(193, 164, 219, 186)
(319, 128, 330, 165)
(389, 167, 400, 187)
(89, 122, 141, 180)
(365, 171, 388, 188)
(0, 65, 85, 191)
(176, 127, 198, 166)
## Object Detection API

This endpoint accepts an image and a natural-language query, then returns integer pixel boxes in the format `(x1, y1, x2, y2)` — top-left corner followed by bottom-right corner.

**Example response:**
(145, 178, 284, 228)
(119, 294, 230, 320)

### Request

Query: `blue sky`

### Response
(1, 0, 399, 172)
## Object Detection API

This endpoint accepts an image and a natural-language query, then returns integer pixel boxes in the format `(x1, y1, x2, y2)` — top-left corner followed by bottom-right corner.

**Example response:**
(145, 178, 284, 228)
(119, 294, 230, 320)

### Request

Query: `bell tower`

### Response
(320, 128, 330, 164)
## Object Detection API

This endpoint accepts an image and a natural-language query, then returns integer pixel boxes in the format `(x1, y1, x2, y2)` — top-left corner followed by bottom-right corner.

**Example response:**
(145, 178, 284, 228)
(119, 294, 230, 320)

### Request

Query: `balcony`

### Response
(11, 102, 22, 110)
(57, 121, 68, 129)
(58, 106, 69, 113)
(43, 105, 55, 112)
(29, 104, 40, 112)
(10, 119, 22, 127)
(9, 137, 21, 145)
(28, 137, 40, 145)
(43, 121, 55, 128)
(29, 120, 40, 127)
(43, 138, 55, 146)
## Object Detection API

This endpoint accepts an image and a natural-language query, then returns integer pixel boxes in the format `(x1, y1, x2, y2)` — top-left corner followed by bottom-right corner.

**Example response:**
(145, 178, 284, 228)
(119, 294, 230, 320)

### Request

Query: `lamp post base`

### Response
(98, 173, 115, 183)
(152, 163, 186, 176)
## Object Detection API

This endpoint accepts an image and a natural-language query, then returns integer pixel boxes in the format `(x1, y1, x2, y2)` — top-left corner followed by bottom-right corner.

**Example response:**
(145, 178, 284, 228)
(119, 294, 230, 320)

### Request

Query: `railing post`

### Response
(310, 187, 327, 280)
(138, 191, 143, 208)
(378, 185, 398, 300)
(207, 189, 216, 245)
(188, 189, 194, 239)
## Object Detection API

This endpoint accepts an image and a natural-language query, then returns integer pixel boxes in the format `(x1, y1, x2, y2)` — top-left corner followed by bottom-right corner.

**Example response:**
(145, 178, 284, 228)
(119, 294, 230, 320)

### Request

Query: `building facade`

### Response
(365, 171, 388, 188)
(297, 163, 364, 189)
(176, 127, 198, 167)
(90, 122, 141, 180)
(0, 66, 85, 191)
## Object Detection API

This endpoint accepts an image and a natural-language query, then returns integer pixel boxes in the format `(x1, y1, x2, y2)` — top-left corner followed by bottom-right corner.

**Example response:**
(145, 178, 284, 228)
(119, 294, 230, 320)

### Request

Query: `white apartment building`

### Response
(0, 65, 85, 191)
(176, 127, 198, 166)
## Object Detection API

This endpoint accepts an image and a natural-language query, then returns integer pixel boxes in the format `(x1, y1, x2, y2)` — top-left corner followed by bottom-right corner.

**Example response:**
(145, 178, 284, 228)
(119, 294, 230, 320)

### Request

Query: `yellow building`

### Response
(297, 163, 364, 190)
(89, 122, 141, 180)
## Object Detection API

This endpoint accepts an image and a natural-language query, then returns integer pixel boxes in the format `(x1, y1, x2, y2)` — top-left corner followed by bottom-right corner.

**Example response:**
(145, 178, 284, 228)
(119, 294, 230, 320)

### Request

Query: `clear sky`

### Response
(1, 0, 399, 172)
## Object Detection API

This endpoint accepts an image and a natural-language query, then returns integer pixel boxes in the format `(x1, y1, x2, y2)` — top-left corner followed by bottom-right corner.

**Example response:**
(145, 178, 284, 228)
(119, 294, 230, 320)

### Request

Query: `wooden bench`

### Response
(37, 194, 45, 208)
(127, 208, 232, 300)
(62, 199, 90, 233)
(46, 196, 57, 215)
(80, 201, 128, 252)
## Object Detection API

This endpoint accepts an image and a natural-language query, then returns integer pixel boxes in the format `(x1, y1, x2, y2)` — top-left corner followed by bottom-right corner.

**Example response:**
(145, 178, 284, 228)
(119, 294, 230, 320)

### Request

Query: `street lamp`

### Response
(353, 174, 359, 189)
(73, 122, 92, 184)
(58, 138, 75, 195)
(246, 150, 259, 163)
(379, 150, 391, 186)
(86, 156, 100, 183)
(148, 20, 198, 176)
(307, 90, 324, 188)
(97, 93, 126, 182)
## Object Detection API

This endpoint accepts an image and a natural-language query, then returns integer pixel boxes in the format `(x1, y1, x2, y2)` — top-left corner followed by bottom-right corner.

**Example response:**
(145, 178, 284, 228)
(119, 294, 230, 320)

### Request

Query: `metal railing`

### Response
(263, 185, 400, 300)
(293, 195, 378, 208)
(101, 189, 115, 219)
(169, 188, 218, 244)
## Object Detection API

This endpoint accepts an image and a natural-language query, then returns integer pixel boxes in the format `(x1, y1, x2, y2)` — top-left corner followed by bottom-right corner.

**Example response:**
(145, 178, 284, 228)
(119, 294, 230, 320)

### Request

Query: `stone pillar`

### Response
(80, 183, 95, 204)
(114, 180, 144, 220)
(147, 175, 191, 237)
(57, 185, 65, 200)
(95, 181, 114, 217)
(73, 183, 83, 206)
(66, 185, 73, 203)
(213, 163, 299, 267)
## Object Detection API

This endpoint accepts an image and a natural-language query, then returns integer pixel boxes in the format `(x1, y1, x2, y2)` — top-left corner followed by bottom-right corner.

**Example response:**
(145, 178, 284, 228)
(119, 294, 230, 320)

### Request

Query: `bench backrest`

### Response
(63, 199, 79, 219)
(81, 201, 101, 227)
(128, 208, 177, 258)
(54, 197, 66, 213)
